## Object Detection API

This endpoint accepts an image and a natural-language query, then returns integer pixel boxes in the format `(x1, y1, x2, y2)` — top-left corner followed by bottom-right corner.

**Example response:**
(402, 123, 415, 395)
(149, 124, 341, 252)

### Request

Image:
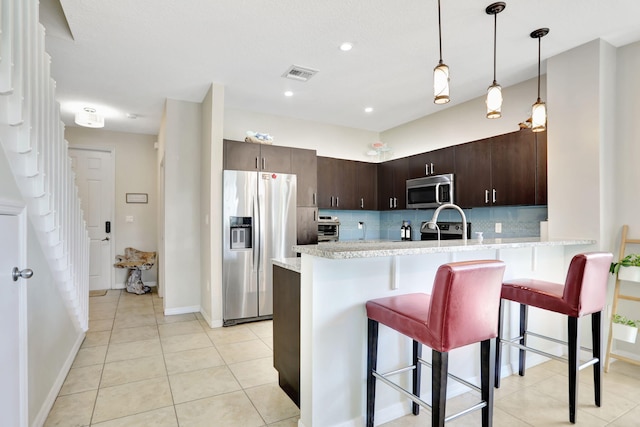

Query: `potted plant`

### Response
(611, 314, 639, 343)
(610, 254, 640, 282)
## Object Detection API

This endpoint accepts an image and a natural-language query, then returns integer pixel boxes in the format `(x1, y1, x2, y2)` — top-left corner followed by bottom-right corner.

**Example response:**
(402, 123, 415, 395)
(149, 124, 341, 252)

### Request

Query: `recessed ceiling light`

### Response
(284, 91, 293, 97)
(126, 113, 137, 119)
(364, 107, 374, 113)
(339, 42, 353, 52)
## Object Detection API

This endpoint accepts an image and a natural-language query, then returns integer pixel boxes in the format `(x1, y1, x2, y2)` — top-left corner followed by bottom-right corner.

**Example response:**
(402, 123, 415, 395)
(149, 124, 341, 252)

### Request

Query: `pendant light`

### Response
(530, 28, 549, 132)
(433, 0, 450, 104)
(485, 2, 506, 119)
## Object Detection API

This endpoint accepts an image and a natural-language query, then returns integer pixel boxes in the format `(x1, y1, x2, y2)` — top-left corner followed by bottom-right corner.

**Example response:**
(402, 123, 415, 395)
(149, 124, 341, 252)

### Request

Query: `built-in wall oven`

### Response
(406, 173, 454, 209)
(318, 216, 340, 242)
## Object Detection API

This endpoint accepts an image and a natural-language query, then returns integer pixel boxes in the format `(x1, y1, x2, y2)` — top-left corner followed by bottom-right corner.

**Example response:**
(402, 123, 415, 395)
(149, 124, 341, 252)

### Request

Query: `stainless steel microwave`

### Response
(406, 174, 454, 209)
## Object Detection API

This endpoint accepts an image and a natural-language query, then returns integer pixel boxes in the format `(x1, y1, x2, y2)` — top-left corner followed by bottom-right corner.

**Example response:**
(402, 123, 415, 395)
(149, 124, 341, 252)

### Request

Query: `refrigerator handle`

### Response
(253, 199, 260, 270)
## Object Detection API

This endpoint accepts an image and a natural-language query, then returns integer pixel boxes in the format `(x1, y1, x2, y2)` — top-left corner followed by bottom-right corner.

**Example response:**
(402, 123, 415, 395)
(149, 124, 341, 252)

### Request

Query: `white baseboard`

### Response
(164, 305, 201, 316)
(199, 309, 223, 328)
(32, 331, 85, 427)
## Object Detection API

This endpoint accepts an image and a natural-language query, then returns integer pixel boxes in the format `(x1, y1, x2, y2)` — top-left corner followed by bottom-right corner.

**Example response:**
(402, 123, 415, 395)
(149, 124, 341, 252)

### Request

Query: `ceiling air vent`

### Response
(282, 65, 319, 82)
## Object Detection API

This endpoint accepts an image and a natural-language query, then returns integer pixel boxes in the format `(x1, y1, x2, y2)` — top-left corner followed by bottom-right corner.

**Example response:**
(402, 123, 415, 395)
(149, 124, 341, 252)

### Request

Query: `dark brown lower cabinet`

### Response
(273, 265, 300, 407)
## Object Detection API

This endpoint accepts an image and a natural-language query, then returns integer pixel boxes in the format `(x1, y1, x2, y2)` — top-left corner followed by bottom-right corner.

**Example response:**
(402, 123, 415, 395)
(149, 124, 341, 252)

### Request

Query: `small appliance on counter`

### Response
(318, 216, 340, 242)
(420, 221, 471, 240)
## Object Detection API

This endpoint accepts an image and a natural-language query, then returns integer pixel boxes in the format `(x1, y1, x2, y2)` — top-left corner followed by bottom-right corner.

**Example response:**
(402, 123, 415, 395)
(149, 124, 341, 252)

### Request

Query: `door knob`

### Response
(12, 267, 34, 282)
(102, 237, 110, 241)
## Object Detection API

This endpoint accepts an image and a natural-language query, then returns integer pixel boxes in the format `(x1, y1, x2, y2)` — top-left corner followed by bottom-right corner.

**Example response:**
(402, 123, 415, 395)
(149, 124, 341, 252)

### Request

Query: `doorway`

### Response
(69, 147, 115, 290)
(0, 200, 28, 426)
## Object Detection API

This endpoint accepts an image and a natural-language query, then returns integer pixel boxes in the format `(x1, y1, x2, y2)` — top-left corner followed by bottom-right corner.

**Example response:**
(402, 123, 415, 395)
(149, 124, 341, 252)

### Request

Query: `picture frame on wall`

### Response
(126, 193, 148, 204)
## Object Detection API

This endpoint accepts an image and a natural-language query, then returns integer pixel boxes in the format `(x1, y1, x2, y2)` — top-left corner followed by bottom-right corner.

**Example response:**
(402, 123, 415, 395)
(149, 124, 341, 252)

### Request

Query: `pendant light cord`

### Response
(537, 37, 541, 100)
(493, 13, 497, 83)
(438, 0, 443, 63)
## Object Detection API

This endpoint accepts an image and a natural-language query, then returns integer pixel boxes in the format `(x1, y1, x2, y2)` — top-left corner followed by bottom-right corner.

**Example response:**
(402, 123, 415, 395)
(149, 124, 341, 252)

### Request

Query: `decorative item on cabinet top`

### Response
(366, 141, 393, 161)
(245, 130, 274, 144)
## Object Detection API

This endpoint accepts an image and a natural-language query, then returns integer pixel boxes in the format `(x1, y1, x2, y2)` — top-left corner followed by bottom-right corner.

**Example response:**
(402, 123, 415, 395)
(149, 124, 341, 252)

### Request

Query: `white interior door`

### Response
(0, 207, 28, 427)
(69, 148, 114, 290)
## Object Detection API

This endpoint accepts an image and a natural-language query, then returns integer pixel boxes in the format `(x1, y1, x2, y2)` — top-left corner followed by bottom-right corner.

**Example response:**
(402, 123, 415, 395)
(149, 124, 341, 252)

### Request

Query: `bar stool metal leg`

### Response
(412, 340, 422, 415)
(495, 300, 504, 387)
(366, 319, 379, 427)
(568, 316, 580, 424)
(432, 350, 448, 427)
(592, 311, 603, 407)
(518, 303, 528, 376)
(481, 339, 496, 427)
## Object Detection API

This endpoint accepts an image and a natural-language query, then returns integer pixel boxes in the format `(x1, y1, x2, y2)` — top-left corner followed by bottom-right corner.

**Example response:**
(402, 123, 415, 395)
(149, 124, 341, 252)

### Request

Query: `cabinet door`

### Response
(291, 148, 317, 207)
(224, 139, 260, 171)
(377, 161, 395, 210)
(356, 162, 377, 210)
(535, 131, 547, 205)
(454, 139, 492, 208)
(392, 158, 409, 209)
(408, 147, 455, 179)
(491, 131, 536, 206)
(317, 157, 337, 208)
(335, 159, 358, 210)
(296, 207, 318, 245)
(260, 144, 291, 173)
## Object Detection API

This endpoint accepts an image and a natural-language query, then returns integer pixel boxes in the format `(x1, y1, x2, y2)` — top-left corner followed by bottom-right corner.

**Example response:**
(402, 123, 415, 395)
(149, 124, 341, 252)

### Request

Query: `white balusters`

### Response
(0, 0, 89, 332)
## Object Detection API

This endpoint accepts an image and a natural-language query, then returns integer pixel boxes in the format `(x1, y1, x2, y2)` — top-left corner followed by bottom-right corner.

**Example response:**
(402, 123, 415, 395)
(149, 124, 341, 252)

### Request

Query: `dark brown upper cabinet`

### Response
(377, 157, 409, 210)
(408, 146, 455, 179)
(223, 139, 291, 173)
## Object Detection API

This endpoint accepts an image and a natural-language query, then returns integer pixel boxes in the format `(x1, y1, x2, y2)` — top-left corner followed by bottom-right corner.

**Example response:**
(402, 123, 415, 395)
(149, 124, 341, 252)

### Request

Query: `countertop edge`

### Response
(293, 238, 597, 260)
(272, 257, 301, 273)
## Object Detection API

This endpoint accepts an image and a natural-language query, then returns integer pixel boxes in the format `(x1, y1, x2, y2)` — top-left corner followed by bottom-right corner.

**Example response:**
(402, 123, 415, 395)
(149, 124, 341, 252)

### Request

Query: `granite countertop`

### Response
(272, 257, 301, 273)
(293, 238, 596, 260)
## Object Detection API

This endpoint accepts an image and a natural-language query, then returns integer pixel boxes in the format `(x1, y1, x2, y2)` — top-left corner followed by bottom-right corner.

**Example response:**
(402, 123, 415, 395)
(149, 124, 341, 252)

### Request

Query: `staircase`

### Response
(0, 0, 89, 331)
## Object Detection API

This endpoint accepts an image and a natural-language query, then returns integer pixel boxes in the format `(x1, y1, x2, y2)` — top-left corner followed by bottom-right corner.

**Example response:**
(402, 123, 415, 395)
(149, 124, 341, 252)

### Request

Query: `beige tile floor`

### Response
(45, 289, 640, 426)
(45, 289, 299, 427)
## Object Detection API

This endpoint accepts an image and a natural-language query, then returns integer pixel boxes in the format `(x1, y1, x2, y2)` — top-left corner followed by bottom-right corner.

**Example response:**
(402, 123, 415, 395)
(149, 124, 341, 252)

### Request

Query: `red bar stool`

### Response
(494, 252, 613, 424)
(366, 260, 506, 427)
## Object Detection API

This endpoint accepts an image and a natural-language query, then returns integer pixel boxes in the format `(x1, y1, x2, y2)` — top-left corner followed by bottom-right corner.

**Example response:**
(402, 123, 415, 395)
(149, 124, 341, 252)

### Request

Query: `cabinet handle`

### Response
(394, 197, 397, 208)
(360, 198, 364, 209)
(430, 163, 434, 175)
(425, 164, 429, 176)
(485, 190, 489, 204)
(313, 193, 316, 206)
(389, 197, 393, 209)
(331, 196, 334, 207)
(313, 210, 317, 221)
(262, 157, 266, 170)
(255, 157, 259, 169)
(336, 197, 339, 207)
(492, 189, 497, 203)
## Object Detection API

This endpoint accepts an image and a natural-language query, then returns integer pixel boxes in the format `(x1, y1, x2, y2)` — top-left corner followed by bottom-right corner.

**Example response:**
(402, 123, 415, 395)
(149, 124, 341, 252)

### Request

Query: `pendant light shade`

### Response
(485, 2, 505, 119)
(433, 0, 450, 104)
(530, 28, 549, 132)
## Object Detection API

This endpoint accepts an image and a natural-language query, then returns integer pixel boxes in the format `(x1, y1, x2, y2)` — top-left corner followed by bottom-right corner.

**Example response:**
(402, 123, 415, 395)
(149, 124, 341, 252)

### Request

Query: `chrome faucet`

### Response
(425, 203, 468, 243)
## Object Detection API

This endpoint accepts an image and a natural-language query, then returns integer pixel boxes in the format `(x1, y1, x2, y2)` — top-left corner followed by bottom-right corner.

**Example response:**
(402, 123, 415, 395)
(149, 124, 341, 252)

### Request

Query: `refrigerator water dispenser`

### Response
(230, 216, 252, 249)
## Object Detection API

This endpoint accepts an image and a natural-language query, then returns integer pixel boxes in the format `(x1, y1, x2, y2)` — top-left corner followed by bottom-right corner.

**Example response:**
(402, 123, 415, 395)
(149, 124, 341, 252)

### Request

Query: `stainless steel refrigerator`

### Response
(222, 170, 296, 326)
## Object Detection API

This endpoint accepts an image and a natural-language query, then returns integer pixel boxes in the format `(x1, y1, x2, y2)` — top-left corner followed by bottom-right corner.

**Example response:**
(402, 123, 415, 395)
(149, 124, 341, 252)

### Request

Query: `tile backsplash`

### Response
(320, 206, 548, 241)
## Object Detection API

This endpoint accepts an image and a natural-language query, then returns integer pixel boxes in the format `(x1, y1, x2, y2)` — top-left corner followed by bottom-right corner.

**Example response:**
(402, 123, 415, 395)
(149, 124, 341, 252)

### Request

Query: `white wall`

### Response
(224, 109, 379, 161)
(0, 147, 82, 426)
(200, 83, 225, 327)
(162, 99, 202, 314)
(546, 39, 616, 246)
(381, 77, 544, 157)
(66, 128, 159, 285)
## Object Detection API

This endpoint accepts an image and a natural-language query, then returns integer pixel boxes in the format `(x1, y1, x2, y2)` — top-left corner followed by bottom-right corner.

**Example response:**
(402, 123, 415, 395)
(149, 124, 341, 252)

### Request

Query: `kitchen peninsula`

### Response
(284, 237, 595, 427)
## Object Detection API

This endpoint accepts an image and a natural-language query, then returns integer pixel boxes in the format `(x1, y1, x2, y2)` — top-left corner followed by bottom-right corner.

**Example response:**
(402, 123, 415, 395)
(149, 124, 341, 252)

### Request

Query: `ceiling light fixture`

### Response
(530, 27, 549, 132)
(485, 2, 506, 119)
(339, 42, 353, 52)
(433, 0, 450, 104)
(284, 91, 293, 97)
(364, 107, 373, 113)
(74, 107, 104, 128)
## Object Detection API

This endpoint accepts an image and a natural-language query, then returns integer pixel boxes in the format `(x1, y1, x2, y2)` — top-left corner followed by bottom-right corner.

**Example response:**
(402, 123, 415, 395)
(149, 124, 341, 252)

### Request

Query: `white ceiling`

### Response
(41, 0, 640, 136)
